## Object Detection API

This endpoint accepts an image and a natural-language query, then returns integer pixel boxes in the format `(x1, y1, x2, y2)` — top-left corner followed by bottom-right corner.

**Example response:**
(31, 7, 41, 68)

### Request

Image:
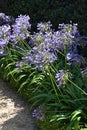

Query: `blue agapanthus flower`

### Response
(10, 15, 31, 44)
(55, 69, 72, 87)
(0, 13, 11, 25)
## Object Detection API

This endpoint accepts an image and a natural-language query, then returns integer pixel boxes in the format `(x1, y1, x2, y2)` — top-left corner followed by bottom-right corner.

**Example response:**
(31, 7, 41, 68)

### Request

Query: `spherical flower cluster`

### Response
(16, 60, 28, 68)
(66, 52, 86, 66)
(0, 39, 6, 54)
(32, 106, 45, 121)
(0, 24, 11, 54)
(58, 22, 80, 37)
(55, 70, 72, 87)
(37, 21, 52, 32)
(0, 13, 11, 25)
(10, 15, 31, 44)
(81, 67, 87, 78)
(28, 45, 57, 70)
(31, 32, 45, 46)
(0, 25, 11, 41)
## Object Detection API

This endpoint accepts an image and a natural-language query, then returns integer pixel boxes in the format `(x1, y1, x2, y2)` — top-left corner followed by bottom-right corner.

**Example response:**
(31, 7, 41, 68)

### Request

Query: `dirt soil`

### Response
(0, 79, 39, 130)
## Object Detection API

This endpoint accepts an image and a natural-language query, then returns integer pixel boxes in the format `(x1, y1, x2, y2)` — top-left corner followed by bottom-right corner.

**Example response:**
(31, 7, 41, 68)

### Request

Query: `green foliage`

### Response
(0, 39, 87, 129)
(0, 17, 87, 130)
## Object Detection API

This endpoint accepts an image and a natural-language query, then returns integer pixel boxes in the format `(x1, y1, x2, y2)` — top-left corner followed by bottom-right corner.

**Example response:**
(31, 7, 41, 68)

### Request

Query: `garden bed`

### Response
(0, 13, 87, 130)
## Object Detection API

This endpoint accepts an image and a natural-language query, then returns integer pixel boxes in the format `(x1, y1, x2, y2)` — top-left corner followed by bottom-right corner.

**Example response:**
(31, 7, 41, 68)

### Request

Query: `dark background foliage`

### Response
(0, 0, 87, 35)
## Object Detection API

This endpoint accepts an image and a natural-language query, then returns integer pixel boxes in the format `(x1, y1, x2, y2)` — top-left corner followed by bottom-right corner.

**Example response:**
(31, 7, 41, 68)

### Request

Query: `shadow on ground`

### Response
(0, 79, 39, 130)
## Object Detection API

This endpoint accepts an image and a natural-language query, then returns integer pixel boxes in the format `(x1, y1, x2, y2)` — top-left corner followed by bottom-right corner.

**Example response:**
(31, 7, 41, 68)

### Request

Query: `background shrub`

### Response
(0, 0, 87, 35)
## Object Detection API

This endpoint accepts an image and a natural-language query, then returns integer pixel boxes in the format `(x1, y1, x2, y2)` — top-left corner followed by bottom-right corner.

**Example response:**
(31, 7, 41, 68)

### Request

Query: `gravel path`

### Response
(0, 79, 39, 130)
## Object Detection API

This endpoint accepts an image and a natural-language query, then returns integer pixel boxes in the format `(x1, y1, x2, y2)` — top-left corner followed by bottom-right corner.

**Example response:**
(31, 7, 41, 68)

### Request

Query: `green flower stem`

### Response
(68, 78, 87, 96)
(47, 68, 61, 103)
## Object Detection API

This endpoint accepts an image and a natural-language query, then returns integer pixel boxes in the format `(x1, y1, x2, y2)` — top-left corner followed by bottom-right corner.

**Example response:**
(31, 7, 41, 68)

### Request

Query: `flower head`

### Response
(0, 25, 11, 42)
(66, 53, 86, 66)
(81, 68, 87, 78)
(37, 21, 52, 32)
(32, 105, 45, 121)
(0, 13, 11, 25)
(55, 70, 72, 87)
(10, 15, 31, 44)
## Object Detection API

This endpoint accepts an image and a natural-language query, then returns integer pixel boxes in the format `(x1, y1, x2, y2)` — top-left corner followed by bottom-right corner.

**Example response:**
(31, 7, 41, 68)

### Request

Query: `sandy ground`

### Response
(0, 79, 39, 130)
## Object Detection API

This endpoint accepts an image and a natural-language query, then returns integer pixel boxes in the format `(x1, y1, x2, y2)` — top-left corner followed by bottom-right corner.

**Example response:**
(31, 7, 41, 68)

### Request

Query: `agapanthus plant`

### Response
(0, 12, 87, 130)
(21, 22, 81, 71)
